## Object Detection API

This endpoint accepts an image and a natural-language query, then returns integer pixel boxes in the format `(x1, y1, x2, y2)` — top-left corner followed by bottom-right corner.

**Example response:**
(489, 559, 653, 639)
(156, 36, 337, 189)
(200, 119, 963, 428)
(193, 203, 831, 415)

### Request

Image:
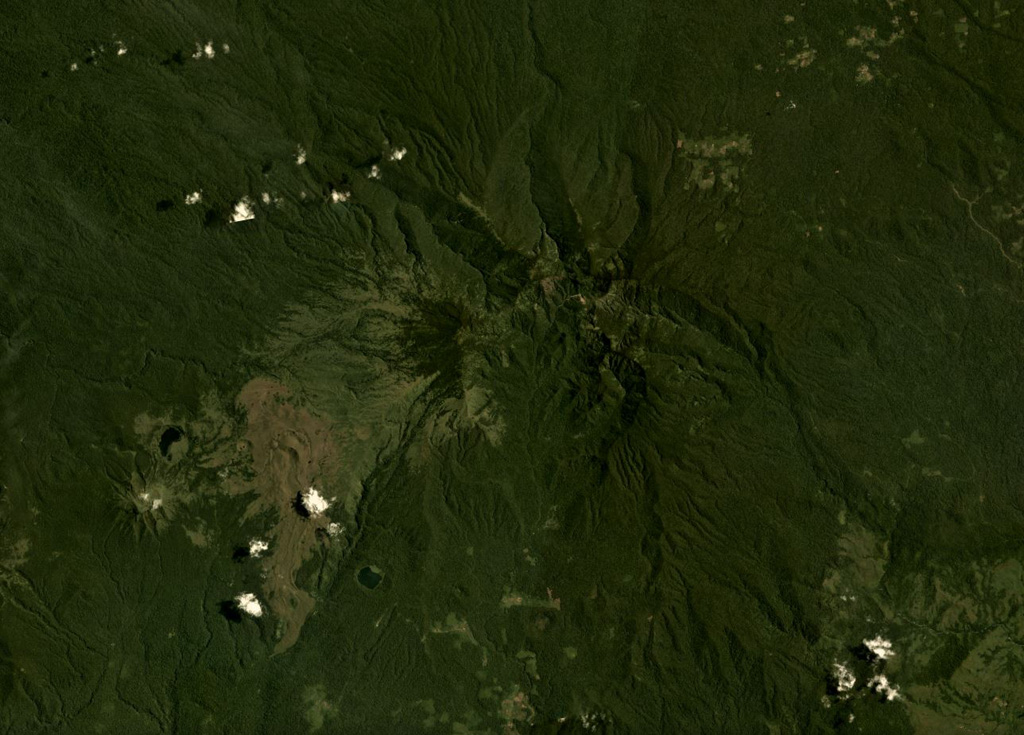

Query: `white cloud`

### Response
(192, 41, 218, 60)
(295, 145, 307, 165)
(327, 522, 343, 537)
(249, 538, 269, 557)
(388, 146, 407, 162)
(184, 191, 202, 205)
(863, 636, 894, 660)
(868, 673, 900, 701)
(330, 189, 350, 203)
(301, 487, 330, 517)
(235, 592, 263, 618)
(229, 197, 255, 224)
(832, 662, 856, 693)
(368, 164, 381, 180)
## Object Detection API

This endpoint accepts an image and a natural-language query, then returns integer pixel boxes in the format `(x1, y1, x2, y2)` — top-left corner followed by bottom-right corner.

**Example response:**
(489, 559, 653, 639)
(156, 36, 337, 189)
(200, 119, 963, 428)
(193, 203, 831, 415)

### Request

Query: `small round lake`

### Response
(356, 565, 383, 590)
(159, 426, 184, 457)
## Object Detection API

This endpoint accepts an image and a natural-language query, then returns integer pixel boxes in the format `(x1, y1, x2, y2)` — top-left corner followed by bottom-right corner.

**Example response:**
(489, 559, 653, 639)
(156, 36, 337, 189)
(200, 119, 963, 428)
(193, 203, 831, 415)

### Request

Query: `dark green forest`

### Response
(2, 0, 1024, 732)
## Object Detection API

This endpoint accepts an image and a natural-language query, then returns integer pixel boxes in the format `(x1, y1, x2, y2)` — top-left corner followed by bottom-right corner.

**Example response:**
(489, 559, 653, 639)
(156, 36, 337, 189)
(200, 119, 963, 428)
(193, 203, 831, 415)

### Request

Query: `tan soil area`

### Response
(234, 378, 343, 653)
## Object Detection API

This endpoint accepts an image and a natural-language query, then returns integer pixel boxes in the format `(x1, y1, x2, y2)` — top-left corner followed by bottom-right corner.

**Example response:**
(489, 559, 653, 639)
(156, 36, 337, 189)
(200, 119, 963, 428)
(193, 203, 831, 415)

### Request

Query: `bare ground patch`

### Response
(233, 378, 345, 653)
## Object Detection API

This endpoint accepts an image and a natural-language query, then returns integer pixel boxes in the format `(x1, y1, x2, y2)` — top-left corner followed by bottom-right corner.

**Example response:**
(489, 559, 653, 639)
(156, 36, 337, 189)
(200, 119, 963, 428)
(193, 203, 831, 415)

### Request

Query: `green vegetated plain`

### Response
(2, 0, 1024, 733)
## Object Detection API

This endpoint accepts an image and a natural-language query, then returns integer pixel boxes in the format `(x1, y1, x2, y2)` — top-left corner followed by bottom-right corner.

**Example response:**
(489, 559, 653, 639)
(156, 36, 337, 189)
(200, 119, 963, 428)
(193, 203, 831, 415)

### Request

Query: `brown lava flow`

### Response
(234, 378, 342, 653)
